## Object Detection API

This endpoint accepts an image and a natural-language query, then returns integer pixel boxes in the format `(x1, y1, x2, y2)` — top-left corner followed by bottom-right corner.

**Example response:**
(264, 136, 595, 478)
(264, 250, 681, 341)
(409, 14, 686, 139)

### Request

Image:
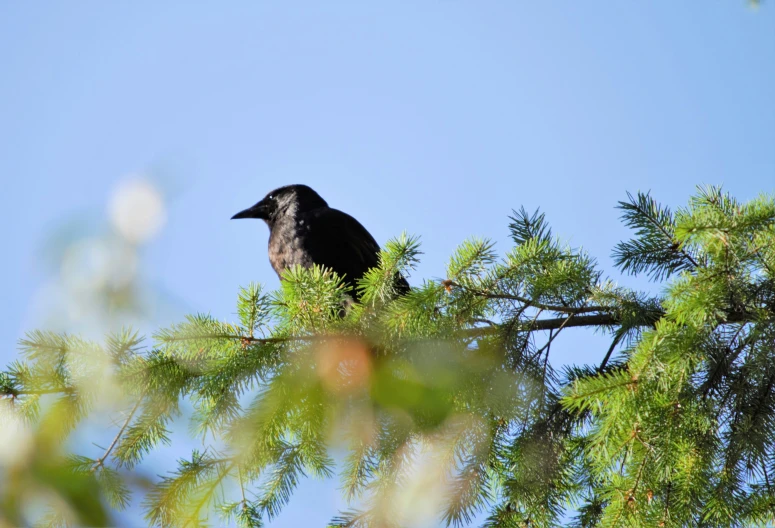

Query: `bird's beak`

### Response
(231, 200, 269, 220)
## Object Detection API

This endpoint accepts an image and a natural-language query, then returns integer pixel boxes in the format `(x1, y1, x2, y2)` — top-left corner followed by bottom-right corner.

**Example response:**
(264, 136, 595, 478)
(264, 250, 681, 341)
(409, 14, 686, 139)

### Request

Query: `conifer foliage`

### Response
(2, 187, 774, 527)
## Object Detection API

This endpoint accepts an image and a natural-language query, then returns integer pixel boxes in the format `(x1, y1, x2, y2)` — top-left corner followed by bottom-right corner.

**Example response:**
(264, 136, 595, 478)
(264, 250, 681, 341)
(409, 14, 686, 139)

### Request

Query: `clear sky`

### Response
(1, 2, 773, 526)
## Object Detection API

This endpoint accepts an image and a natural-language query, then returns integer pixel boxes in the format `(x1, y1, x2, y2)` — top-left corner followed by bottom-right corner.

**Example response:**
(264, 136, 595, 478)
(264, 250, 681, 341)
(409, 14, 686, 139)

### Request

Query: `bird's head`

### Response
(231, 184, 328, 224)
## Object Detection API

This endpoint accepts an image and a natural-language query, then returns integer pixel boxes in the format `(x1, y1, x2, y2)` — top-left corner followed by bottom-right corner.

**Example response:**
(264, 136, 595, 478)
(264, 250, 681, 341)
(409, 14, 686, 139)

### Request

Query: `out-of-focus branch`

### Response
(1, 386, 77, 397)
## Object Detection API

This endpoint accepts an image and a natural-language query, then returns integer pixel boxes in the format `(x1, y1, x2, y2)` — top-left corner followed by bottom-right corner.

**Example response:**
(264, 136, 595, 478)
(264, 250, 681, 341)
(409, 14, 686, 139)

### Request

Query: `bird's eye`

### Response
(268, 194, 274, 200)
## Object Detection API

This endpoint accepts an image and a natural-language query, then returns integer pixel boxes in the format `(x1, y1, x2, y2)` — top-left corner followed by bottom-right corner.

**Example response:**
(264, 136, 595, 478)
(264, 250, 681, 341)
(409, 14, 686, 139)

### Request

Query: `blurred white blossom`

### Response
(0, 405, 34, 465)
(109, 177, 166, 244)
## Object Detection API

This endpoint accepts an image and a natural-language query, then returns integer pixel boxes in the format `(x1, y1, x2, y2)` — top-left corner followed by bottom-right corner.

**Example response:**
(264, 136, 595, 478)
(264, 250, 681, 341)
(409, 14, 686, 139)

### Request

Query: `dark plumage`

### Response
(231, 184, 409, 298)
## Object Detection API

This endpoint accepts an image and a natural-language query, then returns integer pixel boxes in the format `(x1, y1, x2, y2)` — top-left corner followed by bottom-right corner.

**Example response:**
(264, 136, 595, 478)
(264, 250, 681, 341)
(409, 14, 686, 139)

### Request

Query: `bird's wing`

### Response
(300, 208, 382, 288)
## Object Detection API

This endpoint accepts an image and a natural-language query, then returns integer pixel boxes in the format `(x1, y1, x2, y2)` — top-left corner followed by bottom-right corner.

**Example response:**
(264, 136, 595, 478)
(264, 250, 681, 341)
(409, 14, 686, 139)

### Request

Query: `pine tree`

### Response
(1, 186, 774, 527)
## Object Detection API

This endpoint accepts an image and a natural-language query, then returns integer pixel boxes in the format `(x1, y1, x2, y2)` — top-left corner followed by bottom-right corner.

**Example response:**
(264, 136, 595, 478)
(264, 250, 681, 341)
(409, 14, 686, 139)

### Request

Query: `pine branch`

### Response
(186, 460, 236, 526)
(448, 281, 611, 314)
(533, 314, 575, 357)
(613, 191, 700, 280)
(91, 396, 145, 472)
(598, 329, 627, 371)
(155, 305, 751, 351)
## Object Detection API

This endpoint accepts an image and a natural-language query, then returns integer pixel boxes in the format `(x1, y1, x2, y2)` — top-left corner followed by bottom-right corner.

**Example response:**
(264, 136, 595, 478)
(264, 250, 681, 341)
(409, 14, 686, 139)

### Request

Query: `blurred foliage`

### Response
(2, 187, 775, 527)
(31, 176, 174, 336)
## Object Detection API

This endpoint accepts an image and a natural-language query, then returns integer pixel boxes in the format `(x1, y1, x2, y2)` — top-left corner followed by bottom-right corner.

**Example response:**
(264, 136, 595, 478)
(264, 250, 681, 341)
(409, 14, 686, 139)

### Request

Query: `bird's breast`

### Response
(267, 222, 313, 276)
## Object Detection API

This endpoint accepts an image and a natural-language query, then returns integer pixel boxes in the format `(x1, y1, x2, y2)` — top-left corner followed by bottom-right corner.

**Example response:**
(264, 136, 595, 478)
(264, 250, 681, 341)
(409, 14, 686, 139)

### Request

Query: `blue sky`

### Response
(1, 1, 773, 526)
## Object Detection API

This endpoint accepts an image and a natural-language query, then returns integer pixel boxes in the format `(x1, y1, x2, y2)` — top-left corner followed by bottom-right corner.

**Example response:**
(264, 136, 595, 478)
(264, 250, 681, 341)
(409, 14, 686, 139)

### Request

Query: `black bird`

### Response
(231, 184, 409, 298)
